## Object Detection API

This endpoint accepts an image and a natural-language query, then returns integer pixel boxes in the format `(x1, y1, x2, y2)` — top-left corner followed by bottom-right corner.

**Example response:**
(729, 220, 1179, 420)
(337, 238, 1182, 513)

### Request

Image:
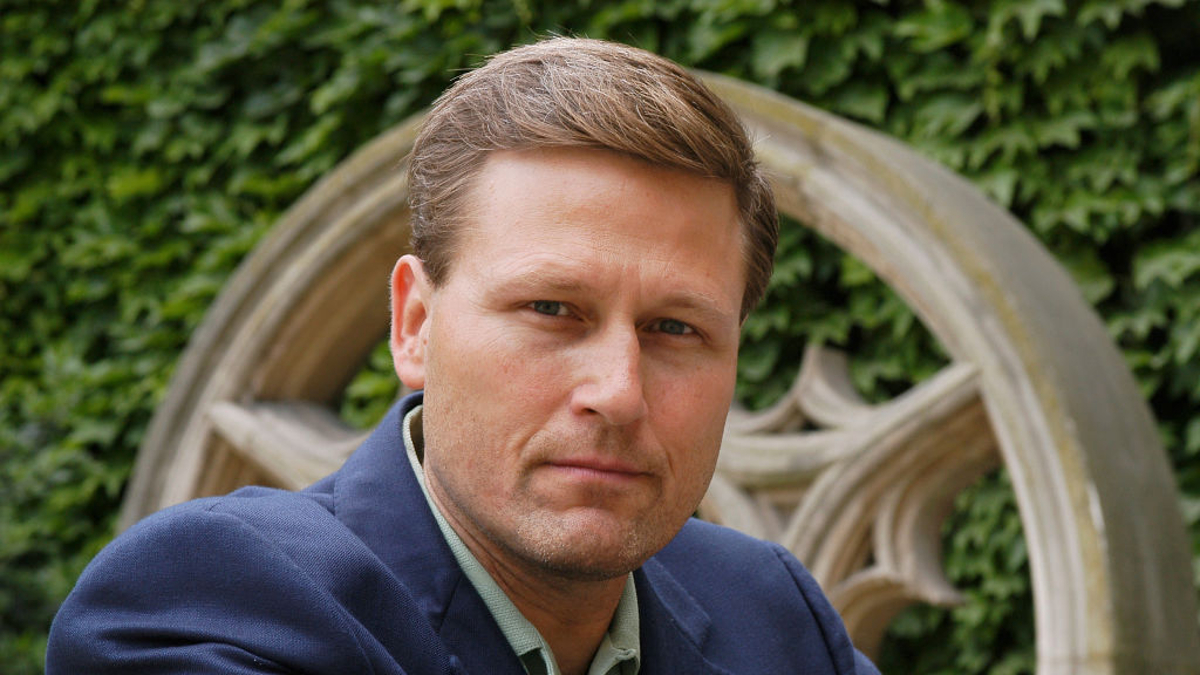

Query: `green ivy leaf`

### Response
(104, 168, 165, 203)
(911, 93, 983, 138)
(991, 0, 1066, 40)
(1101, 33, 1160, 79)
(750, 30, 809, 81)
(827, 80, 889, 123)
(1030, 109, 1096, 149)
(686, 18, 748, 63)
(895, 2, 975, 53)
(1134, 232, 1200, 289)
(1061, 248, 1116, 304)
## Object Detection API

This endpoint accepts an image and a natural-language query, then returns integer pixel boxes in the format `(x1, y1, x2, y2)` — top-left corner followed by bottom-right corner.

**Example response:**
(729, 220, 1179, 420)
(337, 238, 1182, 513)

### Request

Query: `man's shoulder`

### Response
(47, 476, 451, 674)
(652, 518, 834, 621)
(65, 483, 366, 613)
(103, 482, 340, 563)
(655, 517, 786, 571)
(647, 518, 876, 674)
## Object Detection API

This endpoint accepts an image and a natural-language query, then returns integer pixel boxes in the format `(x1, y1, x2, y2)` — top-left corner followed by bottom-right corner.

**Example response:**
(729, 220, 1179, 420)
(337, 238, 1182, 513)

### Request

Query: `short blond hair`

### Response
(407, 37, 777, 318)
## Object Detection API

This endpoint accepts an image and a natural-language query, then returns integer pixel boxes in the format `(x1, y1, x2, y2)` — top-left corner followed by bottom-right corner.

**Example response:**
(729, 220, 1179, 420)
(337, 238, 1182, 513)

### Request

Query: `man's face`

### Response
(391, 147, 744, 581)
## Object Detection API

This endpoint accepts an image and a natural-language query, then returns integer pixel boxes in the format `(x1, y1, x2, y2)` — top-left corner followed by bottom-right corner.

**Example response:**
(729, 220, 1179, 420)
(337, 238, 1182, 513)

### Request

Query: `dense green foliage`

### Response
(3, 1, 1198, 673)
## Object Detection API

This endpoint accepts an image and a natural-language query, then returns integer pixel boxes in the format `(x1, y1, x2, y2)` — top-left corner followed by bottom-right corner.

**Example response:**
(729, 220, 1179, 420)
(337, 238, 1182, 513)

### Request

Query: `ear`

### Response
(390, 254, 432, 390)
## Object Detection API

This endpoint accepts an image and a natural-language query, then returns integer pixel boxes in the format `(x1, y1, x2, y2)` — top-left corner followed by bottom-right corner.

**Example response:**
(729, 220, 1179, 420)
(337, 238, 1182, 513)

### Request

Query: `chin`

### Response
(532, 547, 649, 582)
(509, 510, 681, 580)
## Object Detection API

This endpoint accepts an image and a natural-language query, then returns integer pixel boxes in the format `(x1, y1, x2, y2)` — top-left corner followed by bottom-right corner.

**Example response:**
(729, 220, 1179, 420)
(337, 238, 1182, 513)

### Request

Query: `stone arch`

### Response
(120, 74, 1200, 673)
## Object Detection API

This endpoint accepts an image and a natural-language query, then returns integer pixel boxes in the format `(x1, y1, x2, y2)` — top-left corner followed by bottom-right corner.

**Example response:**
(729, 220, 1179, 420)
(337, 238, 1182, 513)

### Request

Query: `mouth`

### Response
(543, 457, 649, 484)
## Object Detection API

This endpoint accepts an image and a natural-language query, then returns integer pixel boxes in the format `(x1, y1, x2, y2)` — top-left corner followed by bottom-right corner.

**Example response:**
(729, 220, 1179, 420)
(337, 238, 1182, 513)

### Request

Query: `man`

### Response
(48, 38, 880, 674)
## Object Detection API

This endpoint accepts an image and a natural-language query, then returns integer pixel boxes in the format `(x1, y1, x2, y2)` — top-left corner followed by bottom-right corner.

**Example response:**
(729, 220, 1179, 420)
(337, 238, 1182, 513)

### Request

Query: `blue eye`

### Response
(531, 301, 566, 316)
(655, 319, 693, 335)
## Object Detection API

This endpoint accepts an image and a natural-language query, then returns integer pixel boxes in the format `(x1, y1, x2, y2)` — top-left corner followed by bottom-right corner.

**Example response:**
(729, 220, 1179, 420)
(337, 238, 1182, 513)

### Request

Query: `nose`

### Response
(570, 326, 649, 426)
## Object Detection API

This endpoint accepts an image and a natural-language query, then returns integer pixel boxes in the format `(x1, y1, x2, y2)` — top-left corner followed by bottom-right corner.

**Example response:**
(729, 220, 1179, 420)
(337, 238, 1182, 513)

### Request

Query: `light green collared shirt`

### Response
(403, 406, 641, 675)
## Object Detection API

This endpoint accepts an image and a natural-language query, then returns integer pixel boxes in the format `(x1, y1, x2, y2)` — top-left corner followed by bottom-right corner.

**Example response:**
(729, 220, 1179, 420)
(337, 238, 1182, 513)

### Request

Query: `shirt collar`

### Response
(402, 405, 641, 675)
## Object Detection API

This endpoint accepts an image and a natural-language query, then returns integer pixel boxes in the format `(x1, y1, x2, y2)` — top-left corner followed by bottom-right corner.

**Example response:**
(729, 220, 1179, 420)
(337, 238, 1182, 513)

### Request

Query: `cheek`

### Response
(655, 359, 738, 425)
(655, 367, 734, 477)
(428, 317, 517, 393)
(441, 317, 563, 384)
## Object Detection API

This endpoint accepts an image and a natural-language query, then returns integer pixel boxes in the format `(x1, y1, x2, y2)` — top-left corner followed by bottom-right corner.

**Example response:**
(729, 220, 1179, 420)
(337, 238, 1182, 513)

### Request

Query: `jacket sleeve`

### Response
(45, 500, 442, 675)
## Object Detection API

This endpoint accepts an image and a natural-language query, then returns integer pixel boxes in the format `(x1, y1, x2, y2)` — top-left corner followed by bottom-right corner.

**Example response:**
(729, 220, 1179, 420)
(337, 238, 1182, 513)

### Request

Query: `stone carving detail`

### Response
(701, 345, 997, 656)
(208, 400, 363, 491)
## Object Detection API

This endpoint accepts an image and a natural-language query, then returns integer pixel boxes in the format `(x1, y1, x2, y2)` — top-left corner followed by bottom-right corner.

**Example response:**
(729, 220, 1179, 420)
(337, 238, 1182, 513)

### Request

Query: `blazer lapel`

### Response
(636, 558, 735, 675)
(437, 575, 528, 675)
(330, 394, 523, 675)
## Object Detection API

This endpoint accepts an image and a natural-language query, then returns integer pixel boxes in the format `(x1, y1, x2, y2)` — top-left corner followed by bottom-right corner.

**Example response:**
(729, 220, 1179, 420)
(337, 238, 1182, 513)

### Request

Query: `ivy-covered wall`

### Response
(2, 1, 1197, 673)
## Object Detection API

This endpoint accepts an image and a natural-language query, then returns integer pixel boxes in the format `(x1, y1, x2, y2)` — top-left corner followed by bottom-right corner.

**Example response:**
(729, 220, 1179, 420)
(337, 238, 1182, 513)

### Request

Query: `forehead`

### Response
(457, 147, 741, 251)
(450, 147, 745, 310)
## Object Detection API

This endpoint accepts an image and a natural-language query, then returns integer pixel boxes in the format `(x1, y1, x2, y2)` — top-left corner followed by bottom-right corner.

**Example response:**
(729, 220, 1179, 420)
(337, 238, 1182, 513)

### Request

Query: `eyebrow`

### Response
(655, 290, 740, 329)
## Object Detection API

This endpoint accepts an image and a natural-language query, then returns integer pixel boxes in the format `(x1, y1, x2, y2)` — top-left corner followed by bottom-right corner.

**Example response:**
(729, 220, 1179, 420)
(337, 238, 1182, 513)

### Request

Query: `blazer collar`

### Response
(331, 393, 727, 675)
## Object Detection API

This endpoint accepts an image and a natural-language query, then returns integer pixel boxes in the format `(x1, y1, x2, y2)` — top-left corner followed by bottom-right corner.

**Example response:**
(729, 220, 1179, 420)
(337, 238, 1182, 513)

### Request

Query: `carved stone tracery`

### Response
(701, 346, 998, 657)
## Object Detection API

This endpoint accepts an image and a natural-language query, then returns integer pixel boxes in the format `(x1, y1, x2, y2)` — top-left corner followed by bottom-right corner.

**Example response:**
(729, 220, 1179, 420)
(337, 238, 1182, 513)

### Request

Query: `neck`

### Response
(494, 567, 625, 675)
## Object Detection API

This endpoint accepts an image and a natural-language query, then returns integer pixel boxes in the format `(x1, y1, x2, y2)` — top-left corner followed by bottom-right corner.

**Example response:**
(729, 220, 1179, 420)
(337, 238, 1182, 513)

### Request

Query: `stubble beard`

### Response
(473, 445, 704, 583)
(432, 455, 684, 582)
(501, 501, 669, 582)
(421, 391, 713, 583)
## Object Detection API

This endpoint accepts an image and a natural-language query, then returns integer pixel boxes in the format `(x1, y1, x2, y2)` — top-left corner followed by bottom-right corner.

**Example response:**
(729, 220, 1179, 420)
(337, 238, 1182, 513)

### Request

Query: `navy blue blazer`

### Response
(48, 394, 879, 674)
